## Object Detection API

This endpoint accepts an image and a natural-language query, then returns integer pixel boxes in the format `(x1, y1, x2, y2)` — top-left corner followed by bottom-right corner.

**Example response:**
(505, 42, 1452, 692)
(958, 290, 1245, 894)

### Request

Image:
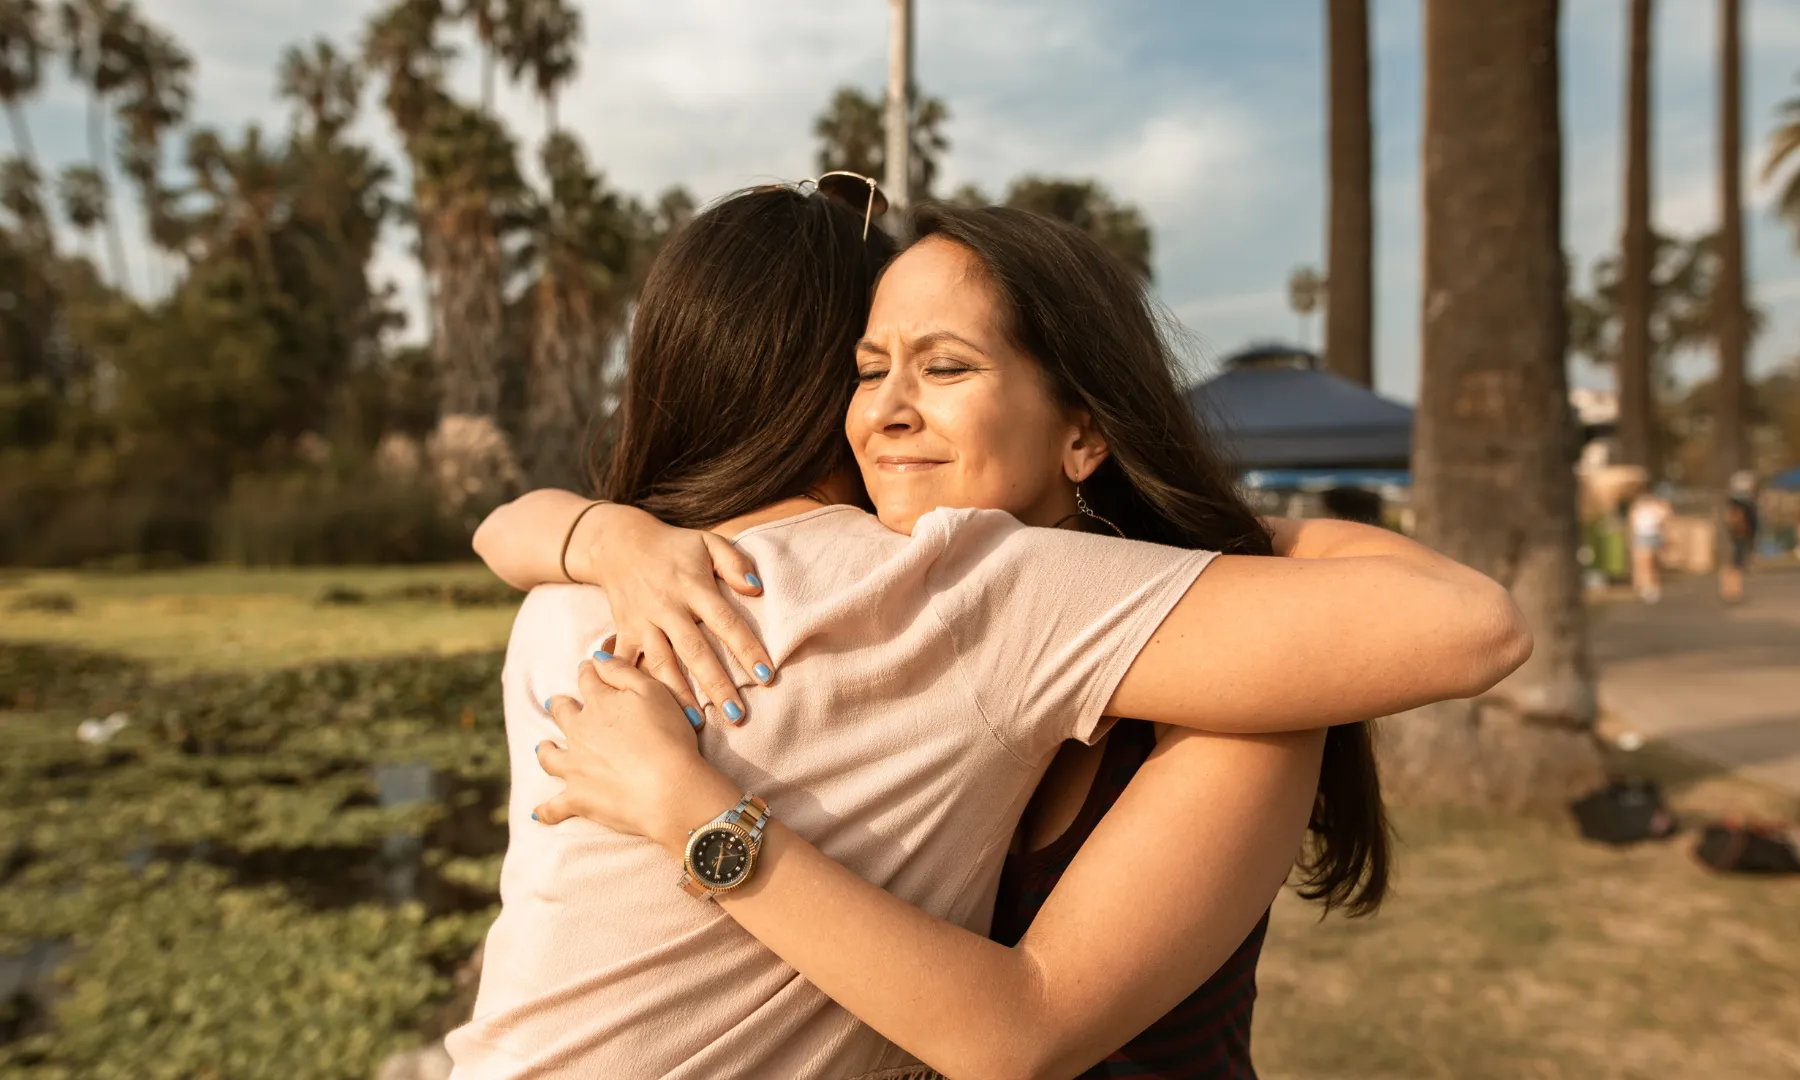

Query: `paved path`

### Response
(1592, 567, 1800, 796)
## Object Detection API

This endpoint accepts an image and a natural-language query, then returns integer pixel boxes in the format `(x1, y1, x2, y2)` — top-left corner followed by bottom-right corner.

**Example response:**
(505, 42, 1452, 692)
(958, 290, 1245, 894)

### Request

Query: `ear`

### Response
(1063, 411, 1110, 484)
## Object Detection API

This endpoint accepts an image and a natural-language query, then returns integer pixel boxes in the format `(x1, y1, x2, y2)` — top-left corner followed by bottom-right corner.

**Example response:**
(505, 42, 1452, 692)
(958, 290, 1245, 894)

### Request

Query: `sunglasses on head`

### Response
(801, 170, 890, 240)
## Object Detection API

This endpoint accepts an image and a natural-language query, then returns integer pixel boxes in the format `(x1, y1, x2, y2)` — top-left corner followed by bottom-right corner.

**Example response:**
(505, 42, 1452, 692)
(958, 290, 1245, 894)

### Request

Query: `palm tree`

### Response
(364, 0, 451, 353)
(518, 131, 633, 487)
(114, 19, 189, 290)
(363, 0, 451, 138)
(1, 153, 43, 231)
(502, 0, 579, 132)
(812, 85, 950, 198)
(184, 124, 288, 286)
(410, 98, 525, 419)
(56, 160, 104, 260)
(1002, 175, 1153, 280)
(1764, 77, 1800, 242)
(0, 0, 46, 177)
(1616, 0, 1656, 475)
(1324, 0, 1373, 387)
(1715, 0, 1748, 481)
(1397, 0, 1601, 811)
(57, 0, 134, 289)
(277, 38, 363, 142)
(456, 0, 504, 112)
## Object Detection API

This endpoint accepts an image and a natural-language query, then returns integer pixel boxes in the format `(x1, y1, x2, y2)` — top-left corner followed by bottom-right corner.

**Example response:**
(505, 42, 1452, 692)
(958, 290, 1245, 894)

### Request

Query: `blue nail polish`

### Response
(531, 811, 539, 821)
(684, 706, 704, 728)
(746, 573, 763, 589)
(753, 663, 772, 683)
(543, 698, 553, 711)
(724, 701, 744, 722)
(593, 649, 612, 661)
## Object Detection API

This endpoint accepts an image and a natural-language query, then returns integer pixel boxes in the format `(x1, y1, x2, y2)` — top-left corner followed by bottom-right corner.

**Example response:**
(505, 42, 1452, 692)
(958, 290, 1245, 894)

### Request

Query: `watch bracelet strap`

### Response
(730, 793, 772, 848)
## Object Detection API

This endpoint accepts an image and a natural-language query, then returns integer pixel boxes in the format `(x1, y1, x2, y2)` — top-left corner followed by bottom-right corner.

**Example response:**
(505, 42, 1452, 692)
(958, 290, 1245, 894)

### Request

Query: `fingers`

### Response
(626, 631, 703, 721)
(534, 738, 569, 779)
(532, 792, 574, 826)
(662, 619, 745, 726)
(703, 533, 764, 597)
(546, 693, 582, 731)
(692, 591, 775, 689)
(587, 652, 707, 730)
(600, 633, 642, 669)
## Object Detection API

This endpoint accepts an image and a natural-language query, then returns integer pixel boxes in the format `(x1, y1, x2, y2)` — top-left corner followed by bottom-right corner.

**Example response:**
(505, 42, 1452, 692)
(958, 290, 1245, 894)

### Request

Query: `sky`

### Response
(17, 0, 1800, 402)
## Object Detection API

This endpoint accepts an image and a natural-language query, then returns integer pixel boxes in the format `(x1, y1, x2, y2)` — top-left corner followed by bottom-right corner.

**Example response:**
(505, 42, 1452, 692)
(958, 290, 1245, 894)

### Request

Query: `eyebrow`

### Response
(855, 330, 986, 356)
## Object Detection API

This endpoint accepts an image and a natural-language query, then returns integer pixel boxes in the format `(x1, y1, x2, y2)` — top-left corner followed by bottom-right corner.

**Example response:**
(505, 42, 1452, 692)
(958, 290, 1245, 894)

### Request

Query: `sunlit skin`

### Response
(848, 237, 1110, 536)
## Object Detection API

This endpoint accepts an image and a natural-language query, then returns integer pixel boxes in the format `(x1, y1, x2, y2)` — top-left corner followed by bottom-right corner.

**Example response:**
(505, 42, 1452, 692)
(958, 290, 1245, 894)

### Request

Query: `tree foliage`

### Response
(1, 2, 686, 567)
(1568, 231, 1764, 389)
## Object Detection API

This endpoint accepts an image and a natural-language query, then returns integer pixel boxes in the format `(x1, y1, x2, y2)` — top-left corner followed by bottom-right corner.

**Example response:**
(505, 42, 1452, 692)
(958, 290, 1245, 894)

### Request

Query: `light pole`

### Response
(885, 0, 914, 212)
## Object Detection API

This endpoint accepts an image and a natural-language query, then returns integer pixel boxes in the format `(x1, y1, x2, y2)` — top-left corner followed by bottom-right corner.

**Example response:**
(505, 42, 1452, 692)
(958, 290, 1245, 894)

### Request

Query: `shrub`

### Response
(212, 472, 470, 567)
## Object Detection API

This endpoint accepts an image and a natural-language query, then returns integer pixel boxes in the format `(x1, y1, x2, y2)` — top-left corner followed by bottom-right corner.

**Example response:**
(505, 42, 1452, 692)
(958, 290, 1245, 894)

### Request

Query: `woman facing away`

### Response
(455, 191, 1531, 1080)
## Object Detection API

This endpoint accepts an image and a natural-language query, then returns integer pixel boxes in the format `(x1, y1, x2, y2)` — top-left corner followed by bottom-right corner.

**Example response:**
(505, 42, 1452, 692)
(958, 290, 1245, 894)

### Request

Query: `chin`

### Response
(877, 507, 924, 536)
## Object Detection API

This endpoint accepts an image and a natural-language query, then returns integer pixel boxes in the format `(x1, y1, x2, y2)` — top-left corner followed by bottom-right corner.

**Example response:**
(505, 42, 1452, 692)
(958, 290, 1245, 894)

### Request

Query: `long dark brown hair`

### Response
(910, 202, 1391, 915)
(594, 186, 894, 526)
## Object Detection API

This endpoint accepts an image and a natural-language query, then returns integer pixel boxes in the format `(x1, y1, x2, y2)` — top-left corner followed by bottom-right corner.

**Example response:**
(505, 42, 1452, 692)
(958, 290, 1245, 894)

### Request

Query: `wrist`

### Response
(565, 501, 622, 583)
(650, 763, 745, 855)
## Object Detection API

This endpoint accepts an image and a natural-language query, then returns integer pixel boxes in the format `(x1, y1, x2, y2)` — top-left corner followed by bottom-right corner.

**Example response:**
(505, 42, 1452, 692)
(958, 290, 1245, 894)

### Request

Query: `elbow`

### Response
(1458, 580, 1534, 697)
(470, 499, 526, 589)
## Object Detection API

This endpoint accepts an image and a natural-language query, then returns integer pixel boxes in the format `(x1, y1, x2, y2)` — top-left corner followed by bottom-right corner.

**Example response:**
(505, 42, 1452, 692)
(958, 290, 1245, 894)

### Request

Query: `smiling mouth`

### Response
(874, 457, 948, 472)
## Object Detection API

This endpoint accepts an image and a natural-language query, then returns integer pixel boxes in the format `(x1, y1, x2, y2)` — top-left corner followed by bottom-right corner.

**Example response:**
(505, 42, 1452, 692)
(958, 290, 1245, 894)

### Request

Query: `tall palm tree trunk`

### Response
(1618, 0, 1657, 476)
(86, 95, 129, 290)
(1381, 0, 1603, 811)
(1715, 0, 1748, 481)
(1325, 0, 1374, 387)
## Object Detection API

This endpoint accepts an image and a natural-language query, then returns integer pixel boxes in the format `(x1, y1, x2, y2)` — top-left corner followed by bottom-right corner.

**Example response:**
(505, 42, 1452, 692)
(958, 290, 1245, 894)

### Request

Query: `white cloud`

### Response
(16, 1, 1800, 389)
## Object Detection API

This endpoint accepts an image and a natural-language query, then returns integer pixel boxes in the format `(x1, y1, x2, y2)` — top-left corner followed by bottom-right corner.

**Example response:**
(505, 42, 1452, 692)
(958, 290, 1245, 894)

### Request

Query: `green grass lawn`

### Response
(3, 566, 1797, 1078)
(0, 564, 519, 676)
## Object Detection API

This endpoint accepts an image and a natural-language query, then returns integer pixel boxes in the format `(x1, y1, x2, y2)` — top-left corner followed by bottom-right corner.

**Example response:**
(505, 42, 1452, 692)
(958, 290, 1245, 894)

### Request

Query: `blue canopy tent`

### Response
(1186, 345, 1414, 488)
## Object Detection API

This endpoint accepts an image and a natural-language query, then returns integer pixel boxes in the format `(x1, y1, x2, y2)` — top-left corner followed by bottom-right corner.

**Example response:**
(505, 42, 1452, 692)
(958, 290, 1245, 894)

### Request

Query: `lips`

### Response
(874, 456, 948, 472)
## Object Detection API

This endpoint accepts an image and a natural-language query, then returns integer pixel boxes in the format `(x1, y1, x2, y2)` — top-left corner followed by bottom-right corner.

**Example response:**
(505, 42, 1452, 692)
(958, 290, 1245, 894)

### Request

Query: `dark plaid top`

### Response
(989, 719, 1267, 1080)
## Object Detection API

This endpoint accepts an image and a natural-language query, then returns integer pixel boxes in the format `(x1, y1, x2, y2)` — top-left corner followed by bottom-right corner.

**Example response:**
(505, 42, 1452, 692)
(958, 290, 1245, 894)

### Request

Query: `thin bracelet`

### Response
(559, 500, 608, 583)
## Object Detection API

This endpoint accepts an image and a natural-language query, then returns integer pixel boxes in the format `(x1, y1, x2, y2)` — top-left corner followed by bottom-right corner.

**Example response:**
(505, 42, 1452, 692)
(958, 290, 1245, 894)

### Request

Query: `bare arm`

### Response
(1107, 518, 1532, 732)
(472, 490, 774, 722)
(471, 488, 598, 590)
(537, 658, 1323, 1080)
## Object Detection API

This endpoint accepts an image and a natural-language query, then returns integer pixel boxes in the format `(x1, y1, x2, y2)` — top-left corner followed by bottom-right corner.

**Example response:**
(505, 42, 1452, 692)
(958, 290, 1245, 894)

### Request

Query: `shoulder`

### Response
(505, 584, 614, 682)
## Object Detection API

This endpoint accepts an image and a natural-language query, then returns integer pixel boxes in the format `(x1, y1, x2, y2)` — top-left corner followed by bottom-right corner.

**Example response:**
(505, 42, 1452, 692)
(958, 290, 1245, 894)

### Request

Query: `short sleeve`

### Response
(921, 508, 1217, 764)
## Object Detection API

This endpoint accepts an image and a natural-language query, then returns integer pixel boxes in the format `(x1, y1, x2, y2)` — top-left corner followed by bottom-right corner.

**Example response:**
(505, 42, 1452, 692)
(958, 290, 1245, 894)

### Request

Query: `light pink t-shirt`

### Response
(447, 505, 1216, 1079)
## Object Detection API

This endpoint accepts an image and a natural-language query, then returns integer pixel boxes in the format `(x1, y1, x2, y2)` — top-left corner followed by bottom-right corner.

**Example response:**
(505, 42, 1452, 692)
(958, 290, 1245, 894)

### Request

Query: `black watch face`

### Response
(691, 827, 751, 887)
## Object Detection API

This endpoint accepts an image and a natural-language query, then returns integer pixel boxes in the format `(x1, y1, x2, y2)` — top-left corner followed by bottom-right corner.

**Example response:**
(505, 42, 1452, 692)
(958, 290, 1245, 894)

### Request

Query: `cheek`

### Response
(937, 394, 1063, 498)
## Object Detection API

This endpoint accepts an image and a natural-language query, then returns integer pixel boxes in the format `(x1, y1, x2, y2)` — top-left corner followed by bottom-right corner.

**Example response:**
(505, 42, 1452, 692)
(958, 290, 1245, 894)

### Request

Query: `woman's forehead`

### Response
(870, 239, 1000, 339)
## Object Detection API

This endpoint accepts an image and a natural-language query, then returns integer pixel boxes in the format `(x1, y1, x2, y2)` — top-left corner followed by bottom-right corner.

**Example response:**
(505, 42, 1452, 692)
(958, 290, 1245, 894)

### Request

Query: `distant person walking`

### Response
(1628, 488, 1671, 604)
(1721, 471, 1759, 604)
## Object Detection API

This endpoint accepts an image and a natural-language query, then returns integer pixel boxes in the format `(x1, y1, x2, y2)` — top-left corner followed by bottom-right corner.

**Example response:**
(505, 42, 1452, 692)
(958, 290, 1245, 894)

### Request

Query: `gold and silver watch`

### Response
(678, 793, 771, 899)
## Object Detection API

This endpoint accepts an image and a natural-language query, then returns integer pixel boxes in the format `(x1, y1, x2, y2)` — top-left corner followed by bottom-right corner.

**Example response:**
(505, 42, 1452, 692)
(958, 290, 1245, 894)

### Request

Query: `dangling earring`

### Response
(1054, 482, 1126, 538)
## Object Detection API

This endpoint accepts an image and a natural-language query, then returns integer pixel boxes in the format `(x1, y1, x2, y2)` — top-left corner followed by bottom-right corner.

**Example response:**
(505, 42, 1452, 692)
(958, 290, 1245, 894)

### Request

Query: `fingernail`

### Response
(593, 650, 612, 661)
(543, 698, 553, 711)
(530, 811, 539, 821)
(746, 572, 763, 589)
(753, 663, 772, 683)
(723, 701, 744, 723)
(684, 706, 704, 728)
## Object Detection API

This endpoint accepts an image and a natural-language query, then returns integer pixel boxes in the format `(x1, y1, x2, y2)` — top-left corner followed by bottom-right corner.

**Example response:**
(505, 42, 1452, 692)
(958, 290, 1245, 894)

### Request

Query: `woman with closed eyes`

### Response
(455, 188, 1528, 1080)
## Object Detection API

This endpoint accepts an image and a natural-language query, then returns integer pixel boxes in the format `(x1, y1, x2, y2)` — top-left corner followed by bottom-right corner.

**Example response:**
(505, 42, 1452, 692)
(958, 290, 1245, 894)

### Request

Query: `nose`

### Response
(859, 366, 923, 437)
